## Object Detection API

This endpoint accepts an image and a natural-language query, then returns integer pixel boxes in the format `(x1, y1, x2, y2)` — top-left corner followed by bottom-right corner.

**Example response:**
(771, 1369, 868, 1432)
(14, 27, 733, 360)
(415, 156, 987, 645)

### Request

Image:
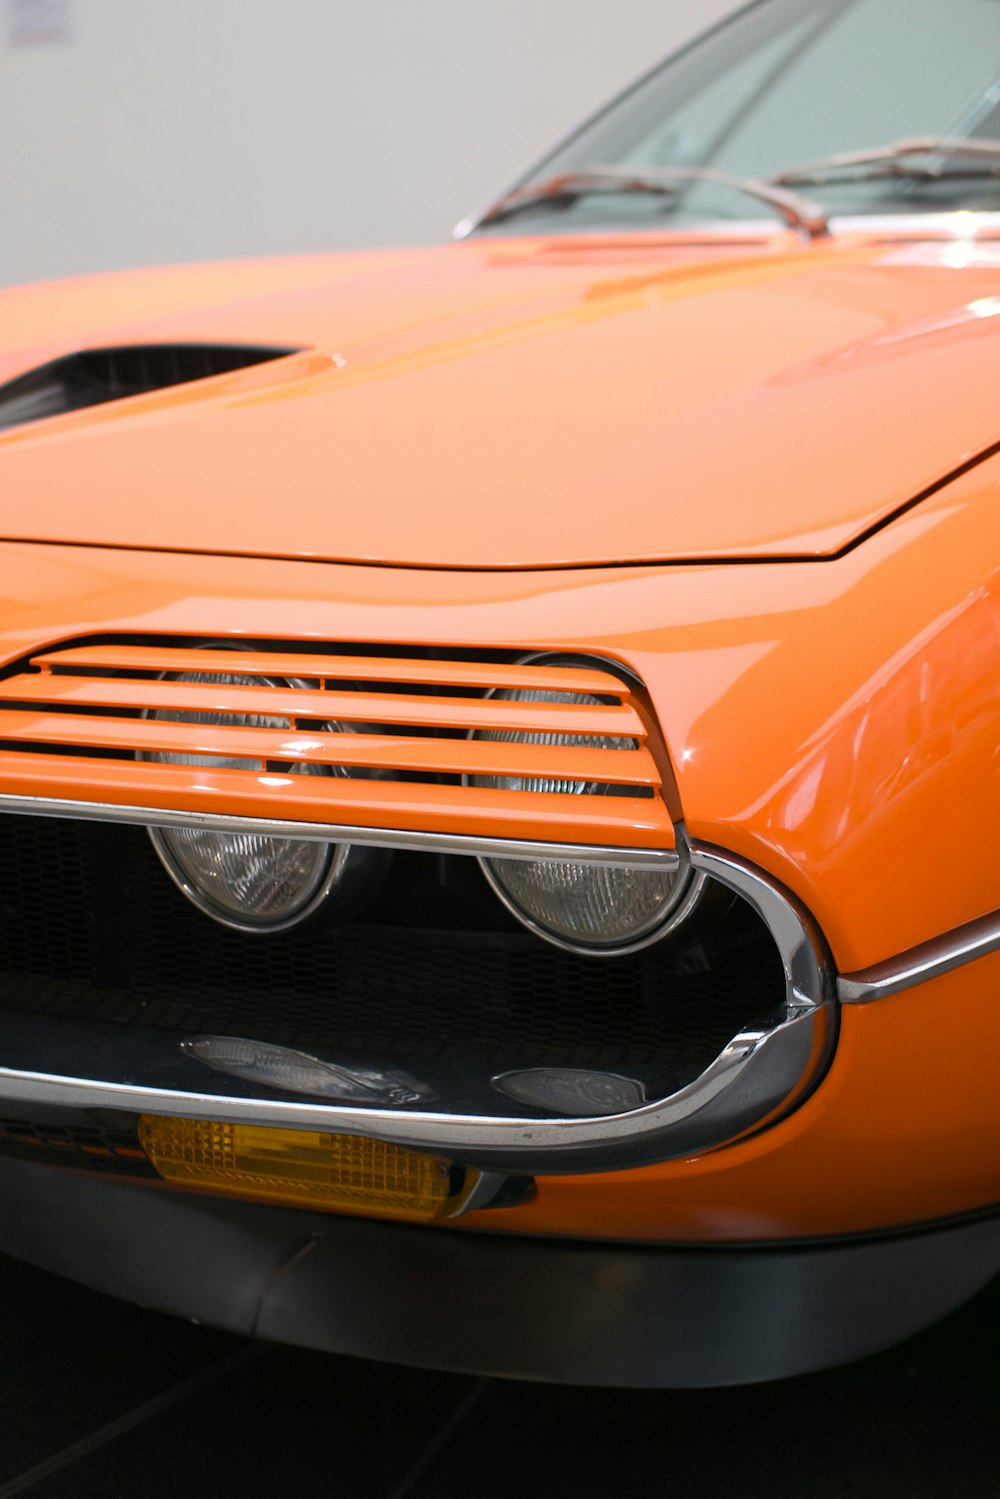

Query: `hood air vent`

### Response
(0, 343, 299, 432)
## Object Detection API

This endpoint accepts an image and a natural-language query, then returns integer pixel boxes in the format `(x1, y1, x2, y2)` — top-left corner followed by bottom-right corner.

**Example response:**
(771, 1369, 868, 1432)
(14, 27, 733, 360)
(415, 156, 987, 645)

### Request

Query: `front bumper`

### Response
(0, 1155, 997, 1387)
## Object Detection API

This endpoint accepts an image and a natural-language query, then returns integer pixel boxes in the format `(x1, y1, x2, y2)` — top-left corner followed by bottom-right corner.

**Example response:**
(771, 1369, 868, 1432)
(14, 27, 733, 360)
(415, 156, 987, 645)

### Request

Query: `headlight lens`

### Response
(480, 855, 687, 953)
(473, 655, 701, 956)
(152, 822, 342, 932)
(146, 670, 348, 933)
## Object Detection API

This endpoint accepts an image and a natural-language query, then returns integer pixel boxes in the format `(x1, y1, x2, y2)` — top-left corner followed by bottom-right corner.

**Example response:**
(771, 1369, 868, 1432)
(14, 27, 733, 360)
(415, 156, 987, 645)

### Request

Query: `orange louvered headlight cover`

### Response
(0, 640, 675, 849)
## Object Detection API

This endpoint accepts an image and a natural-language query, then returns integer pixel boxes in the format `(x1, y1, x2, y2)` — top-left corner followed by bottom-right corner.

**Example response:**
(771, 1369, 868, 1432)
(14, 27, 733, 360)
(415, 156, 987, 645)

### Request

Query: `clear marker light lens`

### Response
(495, 1067, 647, 1116)
(183, 1036, 430, 1106)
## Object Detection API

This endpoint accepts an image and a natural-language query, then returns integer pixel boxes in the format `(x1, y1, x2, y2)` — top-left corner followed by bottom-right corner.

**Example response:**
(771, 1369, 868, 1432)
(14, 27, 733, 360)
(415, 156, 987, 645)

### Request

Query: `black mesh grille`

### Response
(0, 815, 786, 1087)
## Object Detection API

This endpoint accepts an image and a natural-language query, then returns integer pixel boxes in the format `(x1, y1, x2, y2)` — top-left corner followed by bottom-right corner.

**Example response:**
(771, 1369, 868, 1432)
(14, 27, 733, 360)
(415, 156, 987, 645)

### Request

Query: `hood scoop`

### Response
(0, 342, 299, 432)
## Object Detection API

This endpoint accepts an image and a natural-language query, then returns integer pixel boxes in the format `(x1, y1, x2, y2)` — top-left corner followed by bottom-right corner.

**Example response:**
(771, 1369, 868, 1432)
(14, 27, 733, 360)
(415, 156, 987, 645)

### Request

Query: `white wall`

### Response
(0, 0, 738, 286)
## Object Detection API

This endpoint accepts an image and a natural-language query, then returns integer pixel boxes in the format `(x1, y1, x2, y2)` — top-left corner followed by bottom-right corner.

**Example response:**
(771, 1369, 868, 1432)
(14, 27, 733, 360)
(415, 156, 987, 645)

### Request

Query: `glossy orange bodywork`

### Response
(1, 223, 998, 1240)
(0, 455, 995, 969)
(4, 230, 1000, 569)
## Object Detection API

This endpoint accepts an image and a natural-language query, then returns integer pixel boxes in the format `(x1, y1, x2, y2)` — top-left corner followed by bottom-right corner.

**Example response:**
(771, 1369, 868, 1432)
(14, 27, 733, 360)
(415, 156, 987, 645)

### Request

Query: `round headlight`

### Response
(479, 855, 694, 954)
(145, 670, 361, 933)
(472, 654, 702, 956)
(150, 821, 344, 933)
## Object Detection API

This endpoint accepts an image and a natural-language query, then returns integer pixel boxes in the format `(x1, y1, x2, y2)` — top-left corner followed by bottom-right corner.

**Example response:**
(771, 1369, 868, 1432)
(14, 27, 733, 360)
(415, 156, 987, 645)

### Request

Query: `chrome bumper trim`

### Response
(838, 908, 1000, 1004)
(0, 1008, 831, 1174)
(685, 837, 829, 1014)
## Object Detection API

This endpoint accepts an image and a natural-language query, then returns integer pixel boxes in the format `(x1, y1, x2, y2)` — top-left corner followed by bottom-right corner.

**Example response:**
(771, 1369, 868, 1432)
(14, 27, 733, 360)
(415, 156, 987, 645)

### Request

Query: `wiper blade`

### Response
(771, 135, 1000, 187)
(473, 164, 829, 238)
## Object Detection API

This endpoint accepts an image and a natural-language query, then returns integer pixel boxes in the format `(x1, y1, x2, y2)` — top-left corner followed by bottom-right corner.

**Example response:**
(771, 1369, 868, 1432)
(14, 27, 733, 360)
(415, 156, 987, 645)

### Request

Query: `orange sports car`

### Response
(0, 0, 998, 1386)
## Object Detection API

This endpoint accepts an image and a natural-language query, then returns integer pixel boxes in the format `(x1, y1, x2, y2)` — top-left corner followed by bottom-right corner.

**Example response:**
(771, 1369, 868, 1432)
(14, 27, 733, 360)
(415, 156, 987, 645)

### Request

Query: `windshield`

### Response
(472, 0, 1000, 234)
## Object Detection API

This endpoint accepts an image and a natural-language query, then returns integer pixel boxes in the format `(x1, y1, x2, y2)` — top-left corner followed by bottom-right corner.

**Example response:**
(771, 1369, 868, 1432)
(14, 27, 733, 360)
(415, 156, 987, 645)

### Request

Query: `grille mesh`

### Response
(0, 815, 785, 1089)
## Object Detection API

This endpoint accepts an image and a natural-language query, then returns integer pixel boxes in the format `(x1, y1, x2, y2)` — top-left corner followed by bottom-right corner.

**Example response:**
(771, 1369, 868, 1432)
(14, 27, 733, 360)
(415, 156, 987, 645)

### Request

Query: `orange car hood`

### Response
(2, 231, 1000, 569)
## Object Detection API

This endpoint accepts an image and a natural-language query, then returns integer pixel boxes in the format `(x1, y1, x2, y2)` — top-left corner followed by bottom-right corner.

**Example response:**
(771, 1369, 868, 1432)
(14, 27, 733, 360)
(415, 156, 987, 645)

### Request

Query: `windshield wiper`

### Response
(473, 164, 829, 238)
(771, 135, 1000, 188)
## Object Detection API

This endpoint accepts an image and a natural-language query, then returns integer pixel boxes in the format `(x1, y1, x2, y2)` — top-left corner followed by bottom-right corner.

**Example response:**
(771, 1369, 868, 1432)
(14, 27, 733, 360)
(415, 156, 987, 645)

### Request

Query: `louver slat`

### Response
(6, 675, 643, 739)
(32, 645, 632, 699)
(0, 751, 672, 847)
(0, 712, 659, 787)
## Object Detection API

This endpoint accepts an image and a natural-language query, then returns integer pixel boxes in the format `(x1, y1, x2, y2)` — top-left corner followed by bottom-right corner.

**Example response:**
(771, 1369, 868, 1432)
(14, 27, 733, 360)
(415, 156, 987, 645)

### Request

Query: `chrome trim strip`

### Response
(685, 835, 831, 1012)
(0, 794, 679, 871)
(838, 909, 1000, 1004)
(0, 1008, 830, 1174)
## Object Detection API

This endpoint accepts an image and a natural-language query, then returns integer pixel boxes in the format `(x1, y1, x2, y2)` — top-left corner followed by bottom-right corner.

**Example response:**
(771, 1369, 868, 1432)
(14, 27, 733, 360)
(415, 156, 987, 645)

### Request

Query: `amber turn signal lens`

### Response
(139, 1116, 461, 1221)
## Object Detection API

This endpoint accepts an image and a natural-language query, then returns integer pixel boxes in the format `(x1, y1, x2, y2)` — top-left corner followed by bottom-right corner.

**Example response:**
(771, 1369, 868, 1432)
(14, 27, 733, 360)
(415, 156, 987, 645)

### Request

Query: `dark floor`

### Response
(0, 1254, 997, 1499)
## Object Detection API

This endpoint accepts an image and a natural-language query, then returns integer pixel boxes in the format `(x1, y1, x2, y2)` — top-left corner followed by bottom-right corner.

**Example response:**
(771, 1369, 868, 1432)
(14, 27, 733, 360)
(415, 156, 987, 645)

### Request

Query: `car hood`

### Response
(2, 230, 1000, 569)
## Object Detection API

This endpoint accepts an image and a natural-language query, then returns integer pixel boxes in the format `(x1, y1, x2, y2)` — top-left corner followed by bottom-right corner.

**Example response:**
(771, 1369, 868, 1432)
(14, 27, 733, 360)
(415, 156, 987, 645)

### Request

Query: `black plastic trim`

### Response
(0, 1156, 996, 1387)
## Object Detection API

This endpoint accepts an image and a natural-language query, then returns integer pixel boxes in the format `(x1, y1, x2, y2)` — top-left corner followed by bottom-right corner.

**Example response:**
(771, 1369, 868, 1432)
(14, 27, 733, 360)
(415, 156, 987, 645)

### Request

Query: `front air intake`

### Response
(0, 343, 299, 431)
